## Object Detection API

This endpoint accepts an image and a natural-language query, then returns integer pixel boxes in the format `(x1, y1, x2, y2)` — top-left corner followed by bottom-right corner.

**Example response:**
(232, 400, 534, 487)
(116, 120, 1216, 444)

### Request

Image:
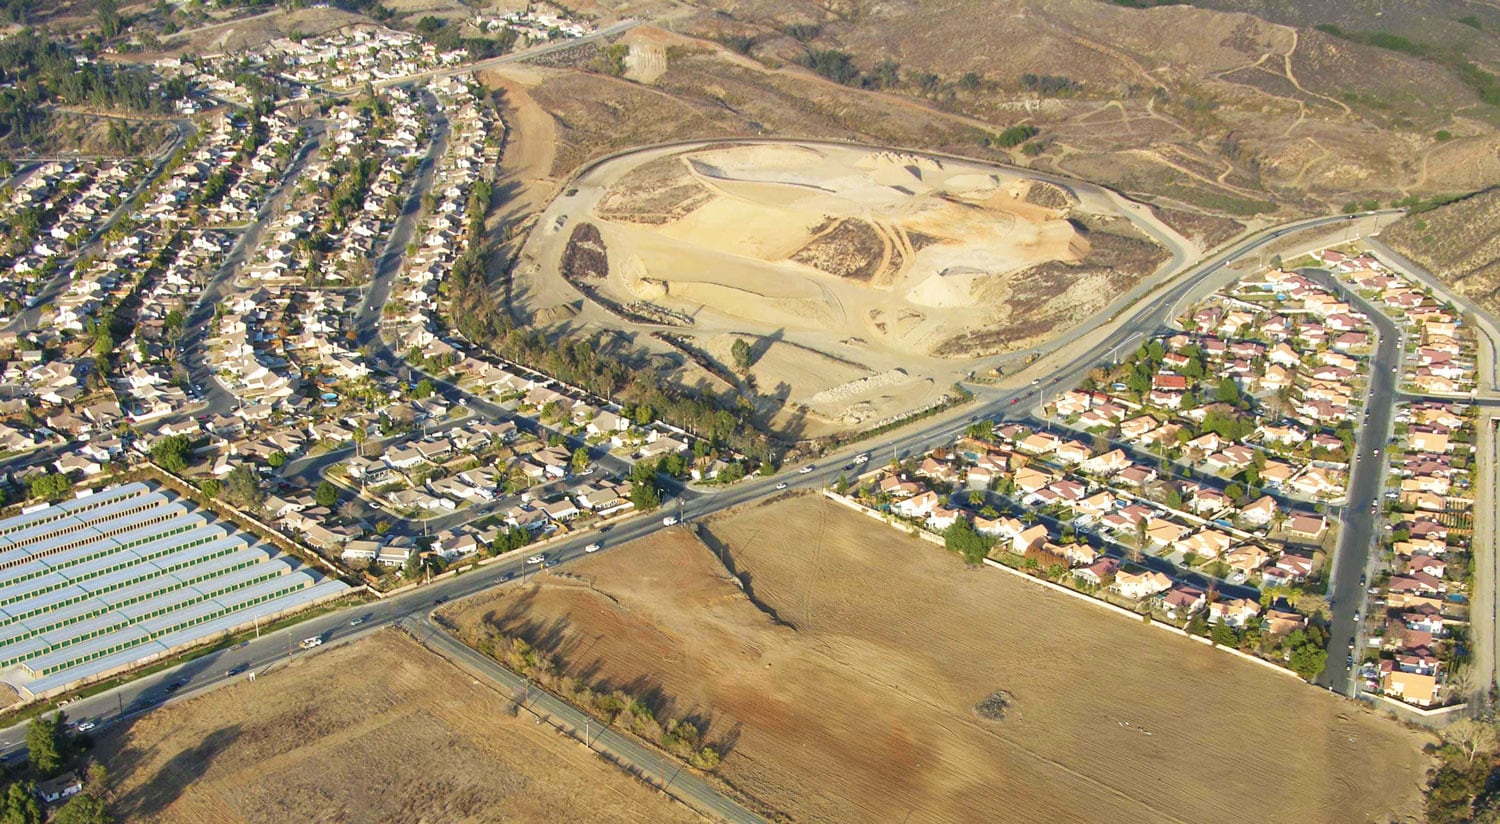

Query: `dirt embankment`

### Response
(449, 494, 1432, 824)
(92, 630, 702, 824)
(1382, 188, 1500, 311)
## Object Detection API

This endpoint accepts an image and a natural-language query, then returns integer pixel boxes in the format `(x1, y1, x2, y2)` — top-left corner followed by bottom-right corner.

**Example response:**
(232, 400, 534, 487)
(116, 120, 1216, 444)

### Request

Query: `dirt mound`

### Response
(595, 155, 716, 225)
(1022, 180, 1078, 210)
(789, 218, 890, 281)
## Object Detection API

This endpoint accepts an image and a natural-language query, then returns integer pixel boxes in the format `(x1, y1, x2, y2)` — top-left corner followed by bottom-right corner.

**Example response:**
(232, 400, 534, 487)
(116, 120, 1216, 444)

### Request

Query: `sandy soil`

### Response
(520, 139, 1170, 430)
(451, 494, 1431, 824)
(93, 631, 702, 824)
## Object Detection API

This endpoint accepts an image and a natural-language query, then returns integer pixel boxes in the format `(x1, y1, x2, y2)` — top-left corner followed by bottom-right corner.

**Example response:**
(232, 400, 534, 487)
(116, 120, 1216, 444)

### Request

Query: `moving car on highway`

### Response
(526, 554, 545, 564)
(585, 543, 601, 553)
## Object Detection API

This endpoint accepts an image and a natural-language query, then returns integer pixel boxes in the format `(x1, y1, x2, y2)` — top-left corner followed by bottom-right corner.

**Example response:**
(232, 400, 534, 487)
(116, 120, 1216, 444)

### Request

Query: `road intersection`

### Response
(3, 126, 1487, 818)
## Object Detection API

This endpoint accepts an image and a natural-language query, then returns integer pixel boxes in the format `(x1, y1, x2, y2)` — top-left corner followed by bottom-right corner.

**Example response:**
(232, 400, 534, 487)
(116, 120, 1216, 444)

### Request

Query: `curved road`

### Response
(0, 104, 1423, 818)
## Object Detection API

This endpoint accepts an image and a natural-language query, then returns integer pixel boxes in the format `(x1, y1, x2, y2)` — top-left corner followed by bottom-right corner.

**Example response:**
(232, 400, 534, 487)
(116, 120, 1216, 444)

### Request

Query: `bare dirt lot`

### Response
(93, 631, 702, 824)
(451, 494, 1431, 824)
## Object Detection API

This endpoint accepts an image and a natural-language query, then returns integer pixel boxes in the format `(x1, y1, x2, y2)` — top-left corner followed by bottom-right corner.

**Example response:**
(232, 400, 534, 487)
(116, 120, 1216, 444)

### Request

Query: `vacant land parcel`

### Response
(451, 494, 1429, 824)
(94, 631, 701, 824)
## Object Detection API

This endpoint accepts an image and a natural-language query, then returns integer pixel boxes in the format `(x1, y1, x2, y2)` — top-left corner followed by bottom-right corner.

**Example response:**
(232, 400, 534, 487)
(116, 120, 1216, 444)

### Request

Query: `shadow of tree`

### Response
(111, 724, 240, 819)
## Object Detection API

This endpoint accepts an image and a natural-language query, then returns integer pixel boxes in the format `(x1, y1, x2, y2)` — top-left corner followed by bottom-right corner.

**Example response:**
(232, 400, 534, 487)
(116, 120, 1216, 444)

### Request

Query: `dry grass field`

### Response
(92, 631, 703, 824)
(451, 494, 1431, 824)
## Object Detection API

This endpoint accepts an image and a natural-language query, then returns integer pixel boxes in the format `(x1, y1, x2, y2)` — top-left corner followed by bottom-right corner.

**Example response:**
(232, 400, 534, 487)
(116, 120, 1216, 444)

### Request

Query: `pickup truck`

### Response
(298, 637, 322, 650)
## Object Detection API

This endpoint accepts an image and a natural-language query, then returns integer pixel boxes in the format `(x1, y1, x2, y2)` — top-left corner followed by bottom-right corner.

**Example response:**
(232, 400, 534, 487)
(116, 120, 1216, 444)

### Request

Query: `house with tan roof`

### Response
(1114, 568, 1173, 600)
(1209, 597, 1261, 627)
(1381, 668, 1438, 707)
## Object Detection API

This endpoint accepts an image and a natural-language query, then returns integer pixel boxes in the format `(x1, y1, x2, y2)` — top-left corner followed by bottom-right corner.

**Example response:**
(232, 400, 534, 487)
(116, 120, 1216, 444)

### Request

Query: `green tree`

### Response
(0, 782, 42, 824)
(198, 479, 221, 500)
(28, 473, 72, 501)
(942, 517, 994, 565)
(731, 338, 752, 372)
(570, 447, 590, 473)
(1214, 377, 1241, 404)
(631, 482, 660, 511)
(1210, 622, 1238, 648)
(25, 713, 63, 778)
(224, 464, 264, 510)
(1287, 636, 1328, 682)
(413, 378, 435, 399)
(96, 0, 122, 39)
(266, 450, 287, 469)
(150, 434, 192, 473)
(403, 552, 423, 580)
(314, 481, 339, 508)
(51, 794, 113, 824)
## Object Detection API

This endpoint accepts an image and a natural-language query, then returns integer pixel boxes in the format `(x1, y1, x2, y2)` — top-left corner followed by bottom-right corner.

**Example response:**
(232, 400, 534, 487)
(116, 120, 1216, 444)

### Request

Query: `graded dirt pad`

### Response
(451, 495, 1430, 824)
(93, 631, 701, 824)
(521, 139, 1168, 432)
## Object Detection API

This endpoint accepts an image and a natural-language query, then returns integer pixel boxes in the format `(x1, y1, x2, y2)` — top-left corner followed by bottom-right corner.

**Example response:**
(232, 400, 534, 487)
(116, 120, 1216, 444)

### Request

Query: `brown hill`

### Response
(672, 0, 1500, 214)
(1381, 188, 1500, 310)
(1190, 0, 1500, 66)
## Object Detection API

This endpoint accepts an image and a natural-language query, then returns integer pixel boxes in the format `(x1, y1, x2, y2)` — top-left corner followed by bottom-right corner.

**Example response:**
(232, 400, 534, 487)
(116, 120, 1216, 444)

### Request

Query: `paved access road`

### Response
(411, 613, 764, 824)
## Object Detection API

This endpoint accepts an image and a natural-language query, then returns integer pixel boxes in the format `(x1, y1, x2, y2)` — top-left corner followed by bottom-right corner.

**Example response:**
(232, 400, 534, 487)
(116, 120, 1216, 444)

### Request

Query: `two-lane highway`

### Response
(0, 207, 1422, 812)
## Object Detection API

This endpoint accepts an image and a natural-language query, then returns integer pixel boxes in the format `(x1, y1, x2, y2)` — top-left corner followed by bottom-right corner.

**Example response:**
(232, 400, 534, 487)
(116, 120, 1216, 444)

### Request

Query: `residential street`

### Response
(178, 120, 329, 420)
(5, 119, 197, 335)
(1303, 270, 1403, 695)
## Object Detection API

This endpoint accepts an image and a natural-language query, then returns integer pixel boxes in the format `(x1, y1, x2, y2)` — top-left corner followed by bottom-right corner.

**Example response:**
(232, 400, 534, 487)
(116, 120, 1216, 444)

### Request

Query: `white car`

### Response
(799, 465, 814, 474)
(298, 637, 322, 650)
(775, 482, 788, 490)
(75, 721, 95, 733)
(526, 554, 545, 564)
(585, 543, 601, 553)
(662, 516, 678, 526)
